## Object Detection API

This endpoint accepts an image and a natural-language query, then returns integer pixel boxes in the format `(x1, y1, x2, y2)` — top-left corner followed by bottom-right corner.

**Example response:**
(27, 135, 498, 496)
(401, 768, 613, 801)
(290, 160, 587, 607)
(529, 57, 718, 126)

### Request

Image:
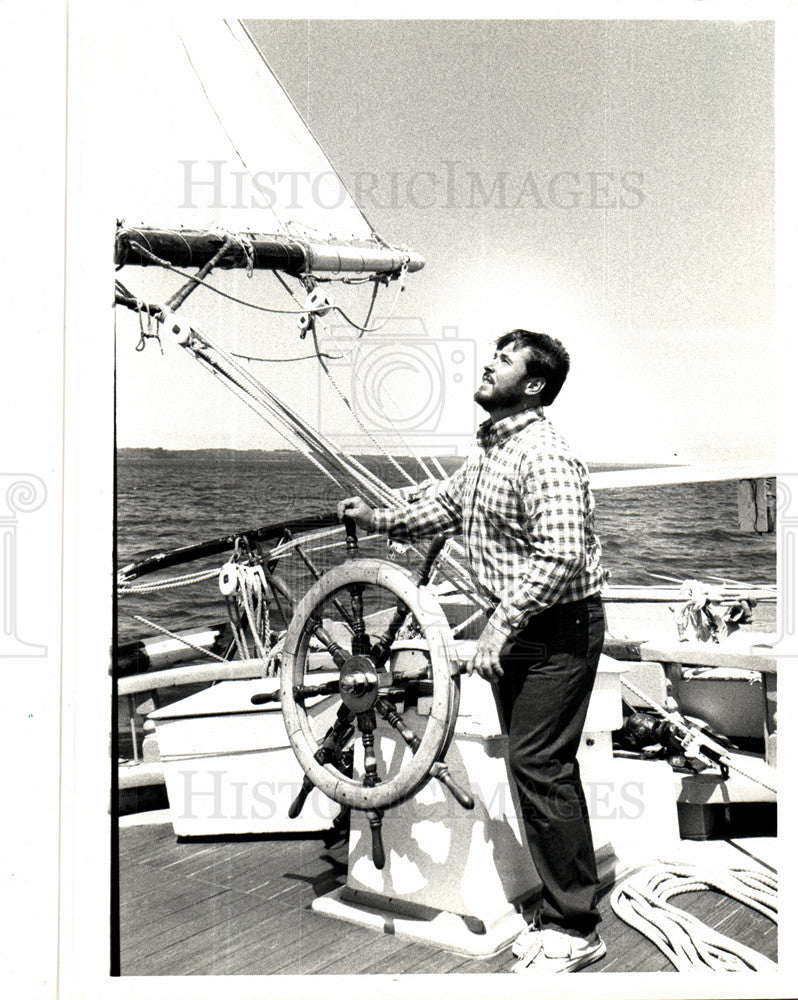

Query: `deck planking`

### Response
(118, 823, 777, 976)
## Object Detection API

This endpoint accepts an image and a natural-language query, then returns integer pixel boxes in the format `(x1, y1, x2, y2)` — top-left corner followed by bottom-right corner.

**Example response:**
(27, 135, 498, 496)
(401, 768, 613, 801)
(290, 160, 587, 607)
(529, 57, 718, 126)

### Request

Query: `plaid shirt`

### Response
(373, 408, 605, 636)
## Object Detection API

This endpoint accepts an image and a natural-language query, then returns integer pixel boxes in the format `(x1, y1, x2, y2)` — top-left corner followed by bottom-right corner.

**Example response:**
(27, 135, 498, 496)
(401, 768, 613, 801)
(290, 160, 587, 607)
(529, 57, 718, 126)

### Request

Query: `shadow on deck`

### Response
(117, 821, 777, 976)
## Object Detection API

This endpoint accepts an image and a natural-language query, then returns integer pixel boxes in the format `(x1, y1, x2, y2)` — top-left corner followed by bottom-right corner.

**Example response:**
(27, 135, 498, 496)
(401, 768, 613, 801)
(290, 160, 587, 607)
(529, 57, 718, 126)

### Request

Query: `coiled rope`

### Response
(218, 559, 277, 675)
(236, 564, 272, 672)
(610, 863, 777, 971)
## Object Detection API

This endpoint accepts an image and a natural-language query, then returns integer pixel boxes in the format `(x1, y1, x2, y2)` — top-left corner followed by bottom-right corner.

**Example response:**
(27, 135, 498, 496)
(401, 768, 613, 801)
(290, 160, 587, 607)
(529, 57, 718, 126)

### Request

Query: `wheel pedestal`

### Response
(311, 673, 542, 958)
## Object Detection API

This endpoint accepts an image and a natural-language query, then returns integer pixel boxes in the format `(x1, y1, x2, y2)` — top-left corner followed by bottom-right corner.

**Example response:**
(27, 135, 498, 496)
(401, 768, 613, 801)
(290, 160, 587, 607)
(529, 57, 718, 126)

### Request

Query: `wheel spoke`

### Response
(250, 678, 342, 706)
(348, 583, 370, 655)
(285, 527, 356, 630)
(357, 708, 381, 788)
(366, 809, 386, 870)
(309, 616, 351, 668)
(368, 601, 410, 669)
(356, 708, 386, 868)
(370, 535, 447, 668)
(294, 679, 341, 701)
(288, 703, 354, 819)
(376, 697, 474, 810)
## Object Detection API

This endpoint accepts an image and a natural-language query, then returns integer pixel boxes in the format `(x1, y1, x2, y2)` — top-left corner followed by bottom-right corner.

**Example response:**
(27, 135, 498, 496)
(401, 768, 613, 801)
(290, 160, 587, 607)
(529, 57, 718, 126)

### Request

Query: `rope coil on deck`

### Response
(610, 863, 777, 971)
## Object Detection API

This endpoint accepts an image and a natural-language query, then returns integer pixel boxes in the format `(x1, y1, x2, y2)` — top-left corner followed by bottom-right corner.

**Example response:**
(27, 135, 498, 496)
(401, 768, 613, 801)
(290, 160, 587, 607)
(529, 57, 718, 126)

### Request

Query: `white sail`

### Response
(113, 14, 429, 477)
(113, 17, 377, 243)
(592, 461, 775, 491)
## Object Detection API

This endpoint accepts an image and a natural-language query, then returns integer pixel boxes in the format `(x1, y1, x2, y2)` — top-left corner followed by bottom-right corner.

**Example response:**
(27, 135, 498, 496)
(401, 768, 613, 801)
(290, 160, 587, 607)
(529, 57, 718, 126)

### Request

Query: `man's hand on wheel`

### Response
(337, 496, 377, 533)
(467, 620, 507, 682)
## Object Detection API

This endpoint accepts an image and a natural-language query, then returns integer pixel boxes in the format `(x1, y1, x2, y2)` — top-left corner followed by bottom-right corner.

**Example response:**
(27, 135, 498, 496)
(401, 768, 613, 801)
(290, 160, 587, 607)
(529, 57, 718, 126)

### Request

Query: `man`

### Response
(338, 329, 606, 973)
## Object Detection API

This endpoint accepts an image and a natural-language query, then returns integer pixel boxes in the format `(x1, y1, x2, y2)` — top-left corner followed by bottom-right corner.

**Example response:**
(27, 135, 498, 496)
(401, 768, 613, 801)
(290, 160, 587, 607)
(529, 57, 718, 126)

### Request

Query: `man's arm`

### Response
(339, 465, 466, 539)
(489, 450, 589, 637)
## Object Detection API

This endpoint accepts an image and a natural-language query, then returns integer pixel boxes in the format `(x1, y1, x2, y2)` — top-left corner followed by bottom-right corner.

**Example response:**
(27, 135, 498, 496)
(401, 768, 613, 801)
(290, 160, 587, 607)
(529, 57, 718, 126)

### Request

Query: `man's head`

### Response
(474, 329, 570, 417)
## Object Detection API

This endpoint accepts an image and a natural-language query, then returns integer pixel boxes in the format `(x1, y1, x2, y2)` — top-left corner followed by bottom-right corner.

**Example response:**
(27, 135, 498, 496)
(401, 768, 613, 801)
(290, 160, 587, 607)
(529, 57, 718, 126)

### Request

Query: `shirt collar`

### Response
(476, 406, 545, 449)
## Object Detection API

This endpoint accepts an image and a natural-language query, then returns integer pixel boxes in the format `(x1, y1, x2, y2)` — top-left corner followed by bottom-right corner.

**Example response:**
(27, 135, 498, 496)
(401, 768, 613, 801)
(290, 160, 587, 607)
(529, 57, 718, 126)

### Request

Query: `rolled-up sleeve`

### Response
(489, 451, 587, 635)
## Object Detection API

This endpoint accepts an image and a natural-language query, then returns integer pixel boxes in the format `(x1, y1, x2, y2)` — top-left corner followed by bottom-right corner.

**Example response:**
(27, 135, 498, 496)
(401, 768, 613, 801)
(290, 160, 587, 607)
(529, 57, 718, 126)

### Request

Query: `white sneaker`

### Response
(512, 923, 542, 958)
(511, 926, 606, 973)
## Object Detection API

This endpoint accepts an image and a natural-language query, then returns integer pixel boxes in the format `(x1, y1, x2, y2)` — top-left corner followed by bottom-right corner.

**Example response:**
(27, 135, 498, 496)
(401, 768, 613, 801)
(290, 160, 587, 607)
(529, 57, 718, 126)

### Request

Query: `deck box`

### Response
(150, 676, 340, 836)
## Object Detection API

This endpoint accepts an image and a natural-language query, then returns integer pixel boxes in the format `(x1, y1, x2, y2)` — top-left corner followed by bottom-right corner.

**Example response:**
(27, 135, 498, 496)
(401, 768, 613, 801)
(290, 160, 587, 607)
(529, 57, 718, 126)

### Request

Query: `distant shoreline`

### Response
(116, 447, 671, 471)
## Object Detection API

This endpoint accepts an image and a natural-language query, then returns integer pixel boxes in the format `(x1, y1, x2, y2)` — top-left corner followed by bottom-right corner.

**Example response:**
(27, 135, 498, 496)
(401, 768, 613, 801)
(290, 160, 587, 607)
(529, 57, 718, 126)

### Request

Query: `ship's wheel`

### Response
(277, 530, 473, 867)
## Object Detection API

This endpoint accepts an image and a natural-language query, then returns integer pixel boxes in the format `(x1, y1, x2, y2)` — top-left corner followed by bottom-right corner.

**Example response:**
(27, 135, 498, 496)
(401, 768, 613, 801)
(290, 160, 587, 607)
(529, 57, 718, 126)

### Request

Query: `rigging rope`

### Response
(241, 566, 272, 667)
(118, 566, 220, 594)
(126, 239, 408, 334)
(266, 526, 381, 560)
(186, 322, 400, 506)
(130, 615, 228, 663)
(230, 350, 343, 363)
(309, 304, 447, 485)
(620, 674, 777, 794)
(610, 863, 777, 971)
(310, 321, 420, 489)
(182, 317, 382, 499)
(192, 347, 349, 492)
(222, 561, 275, 676)
(120, 257, 487, 611)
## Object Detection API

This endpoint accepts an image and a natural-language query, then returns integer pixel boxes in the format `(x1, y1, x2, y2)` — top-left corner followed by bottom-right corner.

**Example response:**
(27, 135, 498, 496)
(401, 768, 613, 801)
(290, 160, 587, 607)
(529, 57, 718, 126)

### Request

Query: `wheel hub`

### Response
(338, 654, 379, 713)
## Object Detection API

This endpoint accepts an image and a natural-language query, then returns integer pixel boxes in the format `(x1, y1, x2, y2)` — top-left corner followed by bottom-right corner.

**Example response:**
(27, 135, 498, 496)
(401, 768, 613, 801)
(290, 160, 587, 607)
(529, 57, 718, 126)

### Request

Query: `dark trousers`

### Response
(497, 593, 605, 936)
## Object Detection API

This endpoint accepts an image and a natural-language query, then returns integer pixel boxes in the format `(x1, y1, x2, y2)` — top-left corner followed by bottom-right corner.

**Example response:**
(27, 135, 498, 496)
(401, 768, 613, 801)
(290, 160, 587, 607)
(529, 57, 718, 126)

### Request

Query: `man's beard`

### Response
(474, 380, 528, 412)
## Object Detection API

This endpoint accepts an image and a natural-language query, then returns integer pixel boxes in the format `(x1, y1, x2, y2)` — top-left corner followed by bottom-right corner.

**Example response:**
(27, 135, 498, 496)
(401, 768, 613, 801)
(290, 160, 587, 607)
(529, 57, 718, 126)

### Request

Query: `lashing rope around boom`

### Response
(126, 239, 409, 333)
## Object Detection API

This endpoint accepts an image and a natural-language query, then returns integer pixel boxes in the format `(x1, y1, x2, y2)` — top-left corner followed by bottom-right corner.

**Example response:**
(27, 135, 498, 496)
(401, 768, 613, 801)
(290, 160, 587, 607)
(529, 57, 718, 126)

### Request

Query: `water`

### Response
(116, 451, 776, 644)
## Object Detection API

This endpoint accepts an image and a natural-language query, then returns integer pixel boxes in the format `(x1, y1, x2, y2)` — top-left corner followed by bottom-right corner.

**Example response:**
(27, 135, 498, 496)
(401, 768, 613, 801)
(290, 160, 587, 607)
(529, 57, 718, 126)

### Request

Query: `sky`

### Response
(114, 17, 775, 465)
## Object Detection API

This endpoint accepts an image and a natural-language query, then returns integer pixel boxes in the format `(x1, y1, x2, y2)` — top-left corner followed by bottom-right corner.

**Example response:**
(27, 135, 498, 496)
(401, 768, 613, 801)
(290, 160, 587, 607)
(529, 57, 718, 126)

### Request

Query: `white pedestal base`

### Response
(310, 675, 541, 957)
(312, 886, 528, 959)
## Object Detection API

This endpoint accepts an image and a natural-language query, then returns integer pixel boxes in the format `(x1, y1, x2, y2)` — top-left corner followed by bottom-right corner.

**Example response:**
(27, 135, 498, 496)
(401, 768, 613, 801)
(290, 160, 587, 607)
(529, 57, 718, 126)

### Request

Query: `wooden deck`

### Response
(117, 818, 777, 976)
